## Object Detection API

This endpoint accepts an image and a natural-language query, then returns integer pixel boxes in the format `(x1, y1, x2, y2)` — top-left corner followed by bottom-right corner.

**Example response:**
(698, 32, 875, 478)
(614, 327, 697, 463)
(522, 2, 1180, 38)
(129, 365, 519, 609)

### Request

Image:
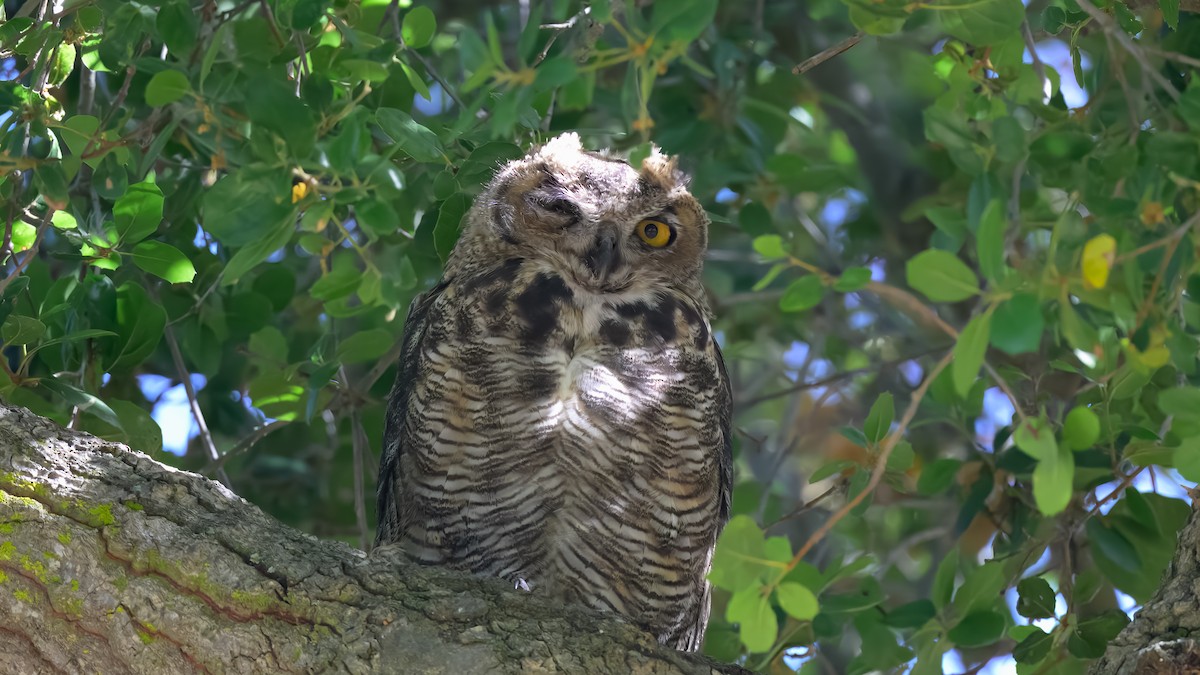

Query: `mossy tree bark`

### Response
(1090, 496, 1200, 675)
(0, 403, 747, 674)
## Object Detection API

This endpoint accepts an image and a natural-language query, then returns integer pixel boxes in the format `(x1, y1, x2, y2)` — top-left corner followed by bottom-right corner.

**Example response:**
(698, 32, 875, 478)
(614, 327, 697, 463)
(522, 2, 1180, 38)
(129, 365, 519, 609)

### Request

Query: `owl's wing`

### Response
(375, 281, 449, 546)
(713, 340, 734, 525)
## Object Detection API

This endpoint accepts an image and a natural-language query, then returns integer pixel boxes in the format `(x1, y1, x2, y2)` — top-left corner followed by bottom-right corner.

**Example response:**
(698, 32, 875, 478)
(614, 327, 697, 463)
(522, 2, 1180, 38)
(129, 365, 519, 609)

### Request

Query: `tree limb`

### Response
(1090, 498, 1200, 675)
(0, 402, 748, 674)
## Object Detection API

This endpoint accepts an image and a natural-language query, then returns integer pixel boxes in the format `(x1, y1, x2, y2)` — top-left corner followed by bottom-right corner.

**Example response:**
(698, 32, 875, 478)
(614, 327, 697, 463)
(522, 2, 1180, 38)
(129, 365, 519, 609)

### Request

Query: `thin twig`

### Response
(865, 281, 1027, 424)
(343, 367, 371, 552)
(1147, 47, 1200, 70)
(1113, 216, 1196, 264)
(792, 32, 863, 76)
(386, 8, 466, 111)
(764, 484, 839, 531)
(256, 0, 286, 47)
(777, 350, 955, 581)
(535, 6, 591, 66)
(164, 324, 232, 488)
(1021, 21, 1047, 95)
(208, 419, 290, 470)
(0, 210, 53, 297)
(362, 339, 404, 395)
(738, 345, 949, 409)
(1074, 0, 1180, 101)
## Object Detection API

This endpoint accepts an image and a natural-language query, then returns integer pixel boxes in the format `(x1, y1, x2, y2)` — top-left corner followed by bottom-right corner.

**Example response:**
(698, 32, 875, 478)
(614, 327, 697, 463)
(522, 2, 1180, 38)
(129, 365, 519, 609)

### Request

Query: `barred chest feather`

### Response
(395, 259, 725, 647)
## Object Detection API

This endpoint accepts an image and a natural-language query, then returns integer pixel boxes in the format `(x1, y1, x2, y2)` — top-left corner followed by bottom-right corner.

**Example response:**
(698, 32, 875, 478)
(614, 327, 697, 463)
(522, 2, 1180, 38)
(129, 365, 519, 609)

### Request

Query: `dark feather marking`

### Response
(463, 257, 524, 294)
(643, 296, 677, 344)
(678, 301, 709, 349)
(515, 273, 573, 345)
(615, 301, 648, 319)
(485, 289, 508, 316)
(599, 319, 632, 347)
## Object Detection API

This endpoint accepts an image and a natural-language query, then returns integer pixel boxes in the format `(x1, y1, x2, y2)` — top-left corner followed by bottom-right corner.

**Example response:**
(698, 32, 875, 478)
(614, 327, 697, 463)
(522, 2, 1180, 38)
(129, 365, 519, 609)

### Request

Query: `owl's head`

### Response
(458, 133, 709, 297)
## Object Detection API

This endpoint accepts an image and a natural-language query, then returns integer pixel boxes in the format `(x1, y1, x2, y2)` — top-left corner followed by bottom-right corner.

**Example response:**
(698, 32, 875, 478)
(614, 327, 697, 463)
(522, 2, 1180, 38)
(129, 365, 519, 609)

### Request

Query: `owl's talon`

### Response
(515, 578, 532, 592)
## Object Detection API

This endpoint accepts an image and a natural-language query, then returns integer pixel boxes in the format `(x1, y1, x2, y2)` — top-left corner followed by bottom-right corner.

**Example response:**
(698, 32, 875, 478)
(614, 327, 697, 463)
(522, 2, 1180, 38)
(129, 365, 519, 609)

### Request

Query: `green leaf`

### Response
(779, 276, 825, 312)
(653, 0, 718, 41)
(1161, 0, 1180, 29)
(948, 610, 1006, 648)
(906, 249, 979, 302)
(223, 217, 295, 286)
(990, 294, 1044, 355)
(1158, 387, 1200, 423)
(919, 458, 961, 495)
(709, 515, 770, 592)
(939, 0, 1023, 45)
(1016, 577, 1056, 619)
(51, 211, 77, 230)
(976, 199, 1006, 283)
(1069, 610, 1130, 659)
(752, 234, 787, 260)
(376, 108, 445, 163)
(533, 58, 577, 92)
(356, 198, 399, 239)
(809, 459, 856, 483)
(1014, 417, 1057, 461)
(10, 222, 36, 252)
(113, 180, 164, 244)
(110, 400, 163, 455)
(726, 586, 777, 653)
(833, 266, 872, 292)
(202, 170, 293, 248)
(244, 77, 317, 157)
(1174, 437, 1200, 483)
(864, 393, 894, 444)
(434, 194, 470, 262)
(109, 282, 166, 371)
(882, 599, 936, 628)
(37, 376, 123, 429)
(1041, 6, 1066, 34)
(738, 202, 773, 237)
(335, 329, 393, 364)
(144, 69, 191, 106)
(951, 560, 1006, 615)
(309, 266, 362, 303)
(401, 6, 437, 48)
(1033, 445, 1074, 516)
(776, 582, 819, 620)
(1086, 519, 1142, 574)
(1, 315, 46, 345)
(35, 164, 71, 210)
(130, 241, 196, 283)
(1062, 406, 1100, 450)
(932, 548, 959, 609)
(157, 1, 199, 55)
(953, 312, 992, 397)
(1013, 628, 1053, 663)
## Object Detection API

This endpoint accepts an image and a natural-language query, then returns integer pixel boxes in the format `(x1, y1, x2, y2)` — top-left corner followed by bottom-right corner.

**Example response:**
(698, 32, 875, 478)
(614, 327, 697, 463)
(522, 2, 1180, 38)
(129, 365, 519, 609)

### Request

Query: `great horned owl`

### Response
(376, 133, 732, 651)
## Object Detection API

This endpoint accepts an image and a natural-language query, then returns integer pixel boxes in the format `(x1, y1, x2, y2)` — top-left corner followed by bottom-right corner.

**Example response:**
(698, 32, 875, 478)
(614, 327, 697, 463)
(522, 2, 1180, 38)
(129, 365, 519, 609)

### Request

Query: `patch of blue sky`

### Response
(139, 373, 207, 456)
(1025, 40, 1091, 108)
(414, 83, 453, 115)
(975, 387, 1016, 451)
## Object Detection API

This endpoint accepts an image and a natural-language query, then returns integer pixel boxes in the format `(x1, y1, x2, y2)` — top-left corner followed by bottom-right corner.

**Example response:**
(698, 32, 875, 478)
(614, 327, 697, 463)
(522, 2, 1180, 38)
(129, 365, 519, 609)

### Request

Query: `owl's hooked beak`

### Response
(583, 230, 621, 281)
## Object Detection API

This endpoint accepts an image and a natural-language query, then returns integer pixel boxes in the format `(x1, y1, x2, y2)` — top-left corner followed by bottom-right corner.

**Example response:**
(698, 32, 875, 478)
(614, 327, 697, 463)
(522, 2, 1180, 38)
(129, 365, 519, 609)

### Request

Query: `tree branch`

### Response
(0, 402, 749, 674)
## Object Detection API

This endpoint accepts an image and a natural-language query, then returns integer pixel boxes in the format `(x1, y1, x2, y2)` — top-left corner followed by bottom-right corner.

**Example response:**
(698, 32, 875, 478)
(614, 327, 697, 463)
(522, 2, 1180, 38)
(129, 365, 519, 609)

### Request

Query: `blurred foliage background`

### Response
(3, 0, 1200, 672)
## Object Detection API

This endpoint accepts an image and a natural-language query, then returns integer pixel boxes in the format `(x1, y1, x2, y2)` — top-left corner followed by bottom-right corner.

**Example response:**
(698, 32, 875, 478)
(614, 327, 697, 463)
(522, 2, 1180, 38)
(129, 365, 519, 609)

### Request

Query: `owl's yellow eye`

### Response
(636, 220, 673, 248)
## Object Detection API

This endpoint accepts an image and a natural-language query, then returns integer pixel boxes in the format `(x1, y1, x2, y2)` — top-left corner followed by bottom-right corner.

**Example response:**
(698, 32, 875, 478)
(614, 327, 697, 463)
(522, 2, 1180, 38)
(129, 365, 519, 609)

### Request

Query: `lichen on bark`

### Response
(0, 402, 748, 674)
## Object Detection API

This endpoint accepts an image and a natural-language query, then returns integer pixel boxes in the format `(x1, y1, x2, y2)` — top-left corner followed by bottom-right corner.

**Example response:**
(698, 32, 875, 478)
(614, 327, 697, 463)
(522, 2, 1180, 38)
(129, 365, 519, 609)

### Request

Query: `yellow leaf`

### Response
(291, 182, 309, 204)
(1082, 234, 1116, 289)
(1140, 201, 1165, 226)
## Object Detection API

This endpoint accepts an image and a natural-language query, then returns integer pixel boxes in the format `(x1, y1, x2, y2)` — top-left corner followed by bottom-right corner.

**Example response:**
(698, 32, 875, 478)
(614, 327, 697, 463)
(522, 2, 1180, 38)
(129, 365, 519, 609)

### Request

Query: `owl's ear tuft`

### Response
(640, 146, 683, 190)
(537, 132, 584, 158)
